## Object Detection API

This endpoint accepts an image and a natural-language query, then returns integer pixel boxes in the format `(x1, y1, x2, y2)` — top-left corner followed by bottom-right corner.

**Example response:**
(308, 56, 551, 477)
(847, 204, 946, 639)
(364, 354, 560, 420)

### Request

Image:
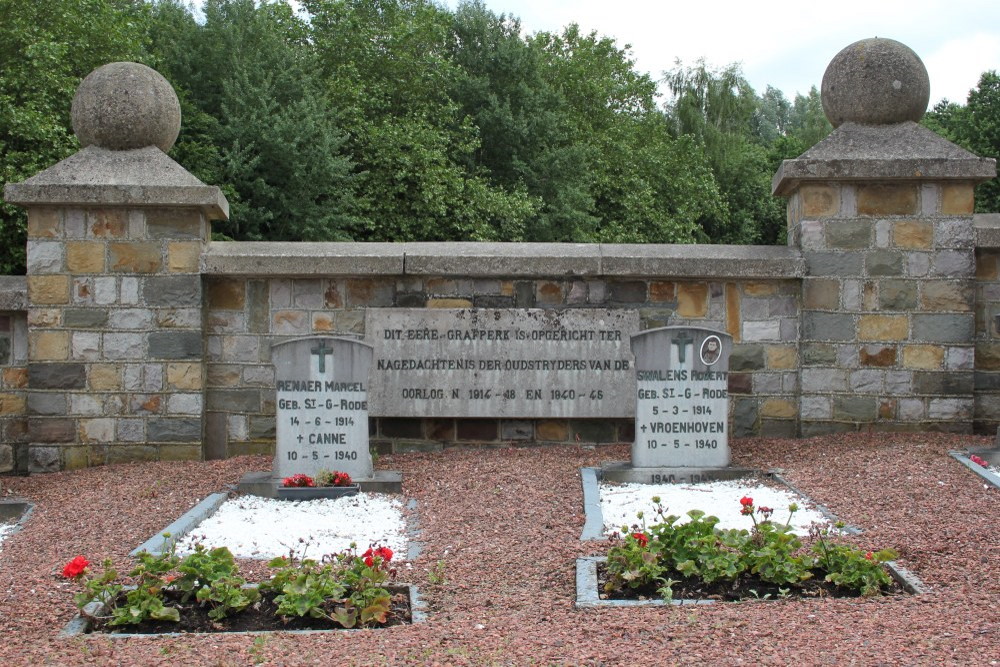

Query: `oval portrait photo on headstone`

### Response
(700, 335, 722, 366)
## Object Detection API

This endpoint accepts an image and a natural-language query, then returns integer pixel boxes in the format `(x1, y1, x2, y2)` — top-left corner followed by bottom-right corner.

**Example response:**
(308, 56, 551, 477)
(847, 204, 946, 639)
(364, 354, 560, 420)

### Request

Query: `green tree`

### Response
(148, 0, 360, 241)
(303, 0, 532, 242)
(664, 61, 785, 244)
(0, 0, 149, 274)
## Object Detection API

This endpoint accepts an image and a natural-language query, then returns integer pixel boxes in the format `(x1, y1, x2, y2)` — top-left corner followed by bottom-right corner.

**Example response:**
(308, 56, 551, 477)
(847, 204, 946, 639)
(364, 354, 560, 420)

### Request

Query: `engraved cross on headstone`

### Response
(311, 339, 334, 373)
(671, 331, 694, 364)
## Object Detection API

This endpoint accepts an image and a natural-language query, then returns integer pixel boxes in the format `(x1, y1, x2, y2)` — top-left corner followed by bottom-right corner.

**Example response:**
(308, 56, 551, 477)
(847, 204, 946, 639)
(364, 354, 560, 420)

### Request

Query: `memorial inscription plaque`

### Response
(631, 326, 732, 471)
(366, 308, 640, 418)
(272, 336, 373, 481)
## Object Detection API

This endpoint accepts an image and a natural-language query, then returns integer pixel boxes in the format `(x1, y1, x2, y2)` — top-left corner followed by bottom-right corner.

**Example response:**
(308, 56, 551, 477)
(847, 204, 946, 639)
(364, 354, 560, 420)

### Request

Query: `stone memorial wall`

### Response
(2, 41, 999, 473)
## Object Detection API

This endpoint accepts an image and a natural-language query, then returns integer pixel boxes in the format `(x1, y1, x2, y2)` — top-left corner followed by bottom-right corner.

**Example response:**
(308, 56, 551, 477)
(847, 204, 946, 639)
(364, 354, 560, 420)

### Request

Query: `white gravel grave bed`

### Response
(0, 522, 15, 553)
(175, 492, 407, 560)
(600, 479, 830, 535)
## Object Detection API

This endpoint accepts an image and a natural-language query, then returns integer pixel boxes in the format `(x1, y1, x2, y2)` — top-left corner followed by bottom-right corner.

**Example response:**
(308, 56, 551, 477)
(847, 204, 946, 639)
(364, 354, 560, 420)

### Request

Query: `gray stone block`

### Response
(206, 389, 261, 413)
(833, 396, 877, 421)
(913, 371, 973, 395)
(27, 392, 66, 416)
(866, 251, 903, 276)
(147, 331, 203, 359)
(931, 250, 974, 277)
(729, 345, 765, 371)
(732, 398, 759, 437)
(912, 313, 974, 343)
(802, 312, 854, 341)
(801, 368, 849, 392)
(143, 275, 202, 307)
(825, 220, 870, 249)
(147, 418, 202, 442)
(801, 343, 837, 365)
(28, 445, 61, 473)
(28, 363, 86, 389)
(804, 252, 863, 276)
(501, 420, 533, 440)
(63, 308, 108, 328)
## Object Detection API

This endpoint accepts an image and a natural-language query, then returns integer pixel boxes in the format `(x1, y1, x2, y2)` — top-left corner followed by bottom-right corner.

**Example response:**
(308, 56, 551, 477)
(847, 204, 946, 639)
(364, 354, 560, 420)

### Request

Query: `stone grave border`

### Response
(949, 450, 1000, 489)
(59, 582, 427, 638)
(0, 498, 34, 538)
(576, 466, 927, 606)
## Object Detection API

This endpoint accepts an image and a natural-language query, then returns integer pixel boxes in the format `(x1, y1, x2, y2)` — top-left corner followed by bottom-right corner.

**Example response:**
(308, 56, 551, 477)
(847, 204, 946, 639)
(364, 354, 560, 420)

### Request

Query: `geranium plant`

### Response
(316, 470, 354, 487)
(605, 495, 897, 601)
(969, 454, 989, 468)
(281, 473, 316, 488)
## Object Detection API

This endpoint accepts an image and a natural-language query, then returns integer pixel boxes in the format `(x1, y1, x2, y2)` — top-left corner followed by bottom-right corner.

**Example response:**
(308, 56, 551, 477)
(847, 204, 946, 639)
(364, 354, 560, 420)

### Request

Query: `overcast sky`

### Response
(435, 0, 1000, 107)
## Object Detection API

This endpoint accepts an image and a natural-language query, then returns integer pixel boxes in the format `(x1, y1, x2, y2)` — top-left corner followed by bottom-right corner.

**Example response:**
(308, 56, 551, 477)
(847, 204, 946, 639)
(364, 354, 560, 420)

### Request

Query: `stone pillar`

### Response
(775, 39, 996, 434)
(3, 62, 227, 471)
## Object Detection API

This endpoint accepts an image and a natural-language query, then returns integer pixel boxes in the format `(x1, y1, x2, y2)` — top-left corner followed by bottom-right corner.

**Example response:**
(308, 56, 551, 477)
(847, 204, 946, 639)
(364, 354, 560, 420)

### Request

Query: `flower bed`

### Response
(599, 496, 908, 603)
(62, 542, 414, 635)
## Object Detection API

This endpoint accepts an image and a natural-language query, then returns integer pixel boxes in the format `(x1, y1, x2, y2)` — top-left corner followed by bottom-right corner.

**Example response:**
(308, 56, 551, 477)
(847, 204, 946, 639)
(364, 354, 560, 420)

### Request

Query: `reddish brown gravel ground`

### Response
(0, 432, 997, 666)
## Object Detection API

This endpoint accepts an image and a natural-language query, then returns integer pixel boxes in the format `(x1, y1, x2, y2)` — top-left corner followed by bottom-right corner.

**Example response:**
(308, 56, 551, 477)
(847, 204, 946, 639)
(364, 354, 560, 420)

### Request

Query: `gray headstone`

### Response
(631, 327, 732, 468)
(272, 336, 373, 481)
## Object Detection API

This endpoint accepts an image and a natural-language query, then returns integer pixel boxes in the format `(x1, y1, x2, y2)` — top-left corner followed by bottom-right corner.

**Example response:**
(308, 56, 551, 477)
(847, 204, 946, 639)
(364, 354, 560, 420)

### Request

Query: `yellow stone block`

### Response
(903, 345, 944, 369)
(89, 364, 121, 391)
(63, 447, 90, 471)
(109, 242, 162, 273)
(159, 444, 203, 461)
(941, 184, 974, 215)
(27, 208, 61, 238)
(167, 362, 203, 390)
(677, 283, 709, 318)
(800, 185, 839, 217)
(857, 185, 917, 216)
(976, 251, 999, 280)
(0, 393, 26, 416)
(207, 278, 246, 309)
(649, 281, 675, 302)
(2, 368, 28, 389)
(65, 242, 105, 273)
(30, 330, 70, 360)
(28, 308, 60, 327)
(743, 282, 778, 296)
(761, 399, 797, 419)
(892, 221, 933, 249)
(920, 282, 972, 311)
(28, 275, 70, 304)
(428, 298, 473, 308)
(536, 420, 568, 441)
(312, 314, 335, 331)
(89, 209, 127, 238)
(500, 281, 515, 297)
(767, 346, 798, 369)
(725, 283, 740, 341)
(168, 242, 202, 273)
(858, 314, 909, 341)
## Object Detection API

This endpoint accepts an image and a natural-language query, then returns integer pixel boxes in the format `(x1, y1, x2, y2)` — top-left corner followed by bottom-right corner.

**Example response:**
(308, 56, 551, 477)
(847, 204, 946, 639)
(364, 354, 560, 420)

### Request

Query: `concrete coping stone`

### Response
(204, 242, 805, 279)
(3, 146, 229, 220)
(773, 122, 997, 196)
(0, 276, 27, 311)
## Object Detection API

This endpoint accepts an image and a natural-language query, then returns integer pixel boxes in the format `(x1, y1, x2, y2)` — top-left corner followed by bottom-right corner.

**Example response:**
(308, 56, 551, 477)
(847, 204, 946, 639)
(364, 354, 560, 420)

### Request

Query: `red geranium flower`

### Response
(970, 455, 989, 468)
(864, 552, 874, 561)
(362, 546, 394, 567)
(739, 496, 753, 507)
(631, 532, 649, 548)
(282, 474, 315, 488)
(332, 471, 352, 487)
(62, 555, 89, 579)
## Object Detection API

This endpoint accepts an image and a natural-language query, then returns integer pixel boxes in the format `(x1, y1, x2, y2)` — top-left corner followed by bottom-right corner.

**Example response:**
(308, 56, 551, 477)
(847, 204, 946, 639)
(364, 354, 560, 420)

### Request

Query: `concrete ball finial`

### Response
(821, 38, 930, 128)
(71, 62, 181, 152)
